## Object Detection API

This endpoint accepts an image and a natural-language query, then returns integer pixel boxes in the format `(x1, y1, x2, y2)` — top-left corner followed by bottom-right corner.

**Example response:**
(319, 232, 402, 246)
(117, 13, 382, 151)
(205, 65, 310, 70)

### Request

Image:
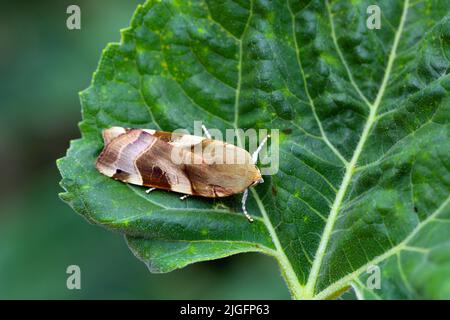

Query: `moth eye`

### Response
(115, 169, 124, 174)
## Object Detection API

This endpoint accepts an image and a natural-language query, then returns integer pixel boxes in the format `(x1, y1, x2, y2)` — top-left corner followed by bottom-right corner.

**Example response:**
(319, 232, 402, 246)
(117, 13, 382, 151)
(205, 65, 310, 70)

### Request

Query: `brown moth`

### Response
(95, 126, 268, 222)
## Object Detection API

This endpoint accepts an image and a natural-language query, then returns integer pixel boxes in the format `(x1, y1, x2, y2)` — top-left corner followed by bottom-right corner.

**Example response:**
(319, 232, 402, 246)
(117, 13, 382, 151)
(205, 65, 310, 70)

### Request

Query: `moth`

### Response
(95, 126, 268, 222)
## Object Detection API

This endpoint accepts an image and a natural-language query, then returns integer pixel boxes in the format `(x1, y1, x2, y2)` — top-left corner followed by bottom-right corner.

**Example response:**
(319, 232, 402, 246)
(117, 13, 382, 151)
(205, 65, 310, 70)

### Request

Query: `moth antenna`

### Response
(145, 187, 156, 194)
(252, 134, 270, 164)
(241, 189, 254, 223)
(202, 124, 212, 140)
(179, 194, 190, 200)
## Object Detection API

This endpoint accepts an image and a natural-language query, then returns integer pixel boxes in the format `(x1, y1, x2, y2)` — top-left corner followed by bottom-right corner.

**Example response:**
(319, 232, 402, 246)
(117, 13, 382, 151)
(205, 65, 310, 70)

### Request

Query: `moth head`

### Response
(251, 166, 264, 187)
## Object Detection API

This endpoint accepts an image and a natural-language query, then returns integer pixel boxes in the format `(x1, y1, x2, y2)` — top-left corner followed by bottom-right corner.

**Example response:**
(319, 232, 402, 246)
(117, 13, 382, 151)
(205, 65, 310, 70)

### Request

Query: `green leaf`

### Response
(57, 0, 450, 299)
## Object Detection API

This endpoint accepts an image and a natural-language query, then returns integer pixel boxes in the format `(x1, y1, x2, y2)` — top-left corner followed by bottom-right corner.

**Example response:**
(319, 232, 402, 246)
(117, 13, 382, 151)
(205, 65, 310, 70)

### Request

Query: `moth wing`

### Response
(96, 128, 194, 194)
(96, 129, 158, 186)
(102, 126, 126, 145)
(96, 127, 262, 198)
(185, 140, 262, 197)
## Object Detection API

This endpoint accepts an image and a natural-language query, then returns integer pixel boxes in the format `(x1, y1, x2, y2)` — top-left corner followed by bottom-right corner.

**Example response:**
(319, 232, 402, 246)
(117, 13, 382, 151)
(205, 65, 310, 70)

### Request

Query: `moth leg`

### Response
(252, 134, 270, 164)
(241, 188, 254, 223)
(202, 124, 212, 140)
(145, 187, 156, 194)
(179, 194, 190, 200)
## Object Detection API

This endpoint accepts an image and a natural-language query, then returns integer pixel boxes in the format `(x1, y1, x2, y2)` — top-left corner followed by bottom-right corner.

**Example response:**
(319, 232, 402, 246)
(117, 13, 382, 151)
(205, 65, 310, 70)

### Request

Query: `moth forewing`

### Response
(102, 126, 126, 145)
(95, 127, 263, 199)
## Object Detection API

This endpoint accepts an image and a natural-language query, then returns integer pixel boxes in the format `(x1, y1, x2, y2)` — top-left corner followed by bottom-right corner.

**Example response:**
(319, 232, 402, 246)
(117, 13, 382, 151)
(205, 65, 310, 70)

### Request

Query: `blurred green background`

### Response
(0, 0, 289, 299)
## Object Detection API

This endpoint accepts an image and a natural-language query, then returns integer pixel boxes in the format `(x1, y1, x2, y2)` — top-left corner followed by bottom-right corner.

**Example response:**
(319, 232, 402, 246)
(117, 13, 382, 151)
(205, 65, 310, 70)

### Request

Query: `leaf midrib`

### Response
(232, 0, 413, 300)
(130, 0, 412, 300)
(304, 0, 411, 298)
(314, 196, 450, 299)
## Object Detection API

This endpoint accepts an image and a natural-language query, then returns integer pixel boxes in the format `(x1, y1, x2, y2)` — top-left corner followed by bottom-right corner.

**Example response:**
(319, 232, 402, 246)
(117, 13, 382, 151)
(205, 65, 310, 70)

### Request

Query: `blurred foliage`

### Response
(0, 0, 289, 299)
